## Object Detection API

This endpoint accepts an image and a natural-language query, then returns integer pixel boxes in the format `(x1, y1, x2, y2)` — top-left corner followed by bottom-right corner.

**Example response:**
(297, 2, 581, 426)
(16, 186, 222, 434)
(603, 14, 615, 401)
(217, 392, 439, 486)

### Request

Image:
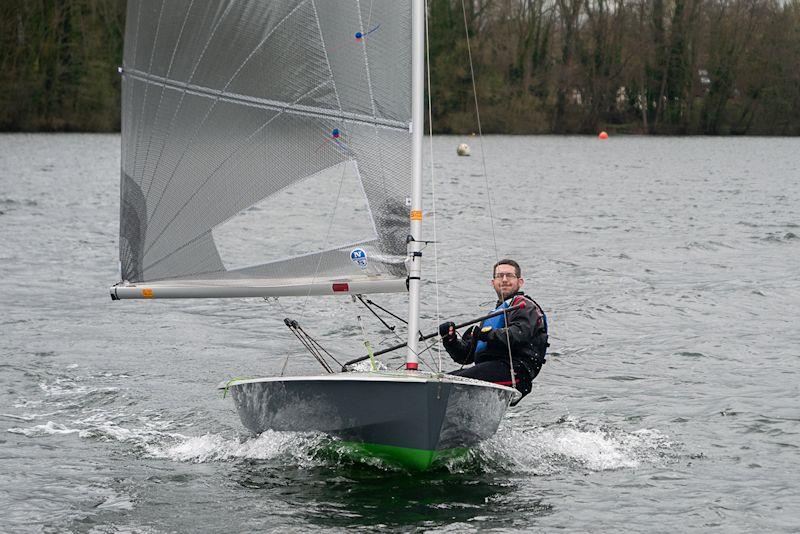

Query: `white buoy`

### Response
(456, 143, 471, 156)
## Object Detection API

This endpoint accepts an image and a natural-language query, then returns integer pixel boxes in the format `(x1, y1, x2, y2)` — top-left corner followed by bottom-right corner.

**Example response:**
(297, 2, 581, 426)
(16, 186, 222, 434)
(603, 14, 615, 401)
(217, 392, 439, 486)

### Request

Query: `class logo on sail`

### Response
(350, 248, 368, 270)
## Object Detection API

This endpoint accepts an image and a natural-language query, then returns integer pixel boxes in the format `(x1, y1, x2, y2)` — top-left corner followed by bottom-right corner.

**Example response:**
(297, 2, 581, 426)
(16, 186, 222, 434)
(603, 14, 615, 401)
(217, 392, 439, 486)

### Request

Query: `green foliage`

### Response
(0, 0, 124, 131)
(0, 0, 798, 134)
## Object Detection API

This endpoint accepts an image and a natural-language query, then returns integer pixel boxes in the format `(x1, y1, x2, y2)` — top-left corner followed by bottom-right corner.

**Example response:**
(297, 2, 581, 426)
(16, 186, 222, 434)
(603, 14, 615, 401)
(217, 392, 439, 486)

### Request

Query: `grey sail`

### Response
(117, 0, 412, 297)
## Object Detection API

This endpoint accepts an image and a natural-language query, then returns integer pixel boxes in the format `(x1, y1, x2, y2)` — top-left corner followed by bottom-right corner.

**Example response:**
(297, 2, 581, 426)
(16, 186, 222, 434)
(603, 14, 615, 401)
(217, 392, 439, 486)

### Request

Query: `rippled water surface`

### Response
(1, 134, 798, 533)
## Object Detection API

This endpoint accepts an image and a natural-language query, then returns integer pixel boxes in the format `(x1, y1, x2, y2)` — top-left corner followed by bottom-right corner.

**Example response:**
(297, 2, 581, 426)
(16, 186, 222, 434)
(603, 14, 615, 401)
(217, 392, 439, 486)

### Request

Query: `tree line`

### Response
(1, 1, 124, 131)
(433, 0, 800, 134)
(2, 0, 799, 134)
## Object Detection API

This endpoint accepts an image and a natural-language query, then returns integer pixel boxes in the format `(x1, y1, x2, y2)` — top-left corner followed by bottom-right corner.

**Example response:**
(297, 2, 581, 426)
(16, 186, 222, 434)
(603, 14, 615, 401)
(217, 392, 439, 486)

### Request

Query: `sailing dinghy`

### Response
(111, 0, 516, 469)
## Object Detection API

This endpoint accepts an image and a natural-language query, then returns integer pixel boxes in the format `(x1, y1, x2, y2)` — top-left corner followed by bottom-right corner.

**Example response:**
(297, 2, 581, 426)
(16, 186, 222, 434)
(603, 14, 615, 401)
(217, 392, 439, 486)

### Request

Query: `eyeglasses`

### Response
(493, 273, 518, 280)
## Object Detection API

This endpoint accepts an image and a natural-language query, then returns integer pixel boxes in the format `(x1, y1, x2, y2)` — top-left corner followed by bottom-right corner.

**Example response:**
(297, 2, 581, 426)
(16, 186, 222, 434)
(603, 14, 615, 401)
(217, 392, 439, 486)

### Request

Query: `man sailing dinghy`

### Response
(110, 0, 517, 469)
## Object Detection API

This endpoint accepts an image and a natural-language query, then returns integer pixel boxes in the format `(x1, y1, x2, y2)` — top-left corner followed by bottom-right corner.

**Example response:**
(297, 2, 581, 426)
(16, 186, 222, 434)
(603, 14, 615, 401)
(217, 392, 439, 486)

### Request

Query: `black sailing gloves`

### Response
(475, 326, 494, 342)
(439, 321, 456, 344)
(438, 322, 495, 345)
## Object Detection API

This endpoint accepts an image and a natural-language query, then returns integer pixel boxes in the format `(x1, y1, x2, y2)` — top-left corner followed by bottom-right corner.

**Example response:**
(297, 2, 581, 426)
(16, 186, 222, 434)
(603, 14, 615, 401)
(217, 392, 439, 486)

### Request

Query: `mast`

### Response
(406, 0, 425, 371)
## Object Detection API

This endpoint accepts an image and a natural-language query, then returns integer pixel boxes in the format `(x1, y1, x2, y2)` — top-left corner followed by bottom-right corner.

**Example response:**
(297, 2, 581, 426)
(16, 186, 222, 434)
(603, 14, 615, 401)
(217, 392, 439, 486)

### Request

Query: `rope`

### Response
(424, 0, 444, 373)
(287, 323, 332, 373)
(283, 319, 344, 373)
(459, 0, 516, 389)
(395, 339, 438, 372)
(417, 338, 442, 372)
(356, 314, 377, 371)
(362, 297, 408, 325)
(356, 295, 400, 332)
(266, 297, 294, 376)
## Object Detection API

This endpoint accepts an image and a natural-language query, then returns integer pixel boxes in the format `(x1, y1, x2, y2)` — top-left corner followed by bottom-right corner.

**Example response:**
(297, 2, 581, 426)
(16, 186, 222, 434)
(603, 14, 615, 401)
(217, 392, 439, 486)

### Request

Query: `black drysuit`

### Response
(443, 292, 548, 401)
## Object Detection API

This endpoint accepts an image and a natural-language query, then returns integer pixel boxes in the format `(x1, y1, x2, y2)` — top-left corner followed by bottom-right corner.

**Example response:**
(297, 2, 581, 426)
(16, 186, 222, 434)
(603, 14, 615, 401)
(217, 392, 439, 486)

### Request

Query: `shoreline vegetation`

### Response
(2, 0, 799, 135)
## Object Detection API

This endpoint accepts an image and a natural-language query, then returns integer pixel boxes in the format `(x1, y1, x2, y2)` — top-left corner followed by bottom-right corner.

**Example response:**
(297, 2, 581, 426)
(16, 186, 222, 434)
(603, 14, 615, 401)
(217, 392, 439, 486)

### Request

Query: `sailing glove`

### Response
(462, 325, 479, 341)
(475, 326, 494, 342)
(438, 321, 457, 344)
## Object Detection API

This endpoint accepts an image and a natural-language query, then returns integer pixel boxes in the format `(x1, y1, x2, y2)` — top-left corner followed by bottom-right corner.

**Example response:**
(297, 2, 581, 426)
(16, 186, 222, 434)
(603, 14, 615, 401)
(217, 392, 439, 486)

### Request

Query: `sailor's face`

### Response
(491, 265, 524, 299)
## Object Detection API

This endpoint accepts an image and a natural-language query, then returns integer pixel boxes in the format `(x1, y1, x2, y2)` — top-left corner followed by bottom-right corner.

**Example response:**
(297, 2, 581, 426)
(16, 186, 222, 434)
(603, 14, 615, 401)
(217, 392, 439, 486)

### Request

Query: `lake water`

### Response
(1, 134, 798, 533)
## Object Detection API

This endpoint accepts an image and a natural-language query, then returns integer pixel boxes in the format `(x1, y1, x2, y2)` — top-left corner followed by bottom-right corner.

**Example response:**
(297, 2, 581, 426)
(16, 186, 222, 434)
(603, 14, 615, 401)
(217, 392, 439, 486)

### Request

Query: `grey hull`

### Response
(223, 372, 515, 452)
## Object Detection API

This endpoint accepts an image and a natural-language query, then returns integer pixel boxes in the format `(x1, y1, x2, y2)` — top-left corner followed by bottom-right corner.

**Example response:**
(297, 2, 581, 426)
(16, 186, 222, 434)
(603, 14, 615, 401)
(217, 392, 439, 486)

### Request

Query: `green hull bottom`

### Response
(343, 442, 470, 470)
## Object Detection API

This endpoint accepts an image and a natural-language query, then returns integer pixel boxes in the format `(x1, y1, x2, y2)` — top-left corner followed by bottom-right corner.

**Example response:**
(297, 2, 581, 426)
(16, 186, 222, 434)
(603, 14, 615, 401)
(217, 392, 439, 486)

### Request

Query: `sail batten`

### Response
(117, 0, 412, 292)
(123, 69, 409, 131)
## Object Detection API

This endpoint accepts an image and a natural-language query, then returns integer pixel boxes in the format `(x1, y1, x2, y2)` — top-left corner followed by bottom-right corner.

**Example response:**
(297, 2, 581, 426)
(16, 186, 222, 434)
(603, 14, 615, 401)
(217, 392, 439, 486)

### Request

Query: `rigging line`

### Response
(287, 319, 339, 373)
(141, 0, 195, 200)
(268, 298, 299, 377)
(362, 297, 407, 324)
(459, 0, 499, 263)
(460, 0, 516, 388)
(298, 322, 342, 369)
(357, 295, 410, 358)
(279, 352, 290, 376)
(364, 304, 407, 351)
(356, 314, 377, 371)
(290, 316, 344, 368)
(424, 0, 443, 373)
(395, 340, 437, 372)
(417, 338, 441, 368)
(500, 298, 517, 387)
(357, 296, 406, 354)
(270, 299, 339, 377)
(395, 354, 436, 372)
(143, 0, 308, 248)
(307, 332, 344, 368)
(356, 295, 398, 334)
(410, 333, 438, 370)
(286, 326, 317, 365)
(290, 329, 323, 369)
(288, 326, 334, 373)
(376, 330, 437, 372)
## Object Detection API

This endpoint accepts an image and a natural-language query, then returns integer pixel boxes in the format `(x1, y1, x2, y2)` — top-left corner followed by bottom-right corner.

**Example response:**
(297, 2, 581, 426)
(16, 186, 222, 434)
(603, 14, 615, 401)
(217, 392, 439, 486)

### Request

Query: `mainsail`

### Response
(116, 0, 412, 298)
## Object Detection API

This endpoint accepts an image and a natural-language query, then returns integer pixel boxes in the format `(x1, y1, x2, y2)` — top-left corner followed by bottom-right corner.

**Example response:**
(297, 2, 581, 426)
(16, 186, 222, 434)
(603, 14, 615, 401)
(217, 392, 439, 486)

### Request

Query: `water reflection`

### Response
(233, 460, 552, 529)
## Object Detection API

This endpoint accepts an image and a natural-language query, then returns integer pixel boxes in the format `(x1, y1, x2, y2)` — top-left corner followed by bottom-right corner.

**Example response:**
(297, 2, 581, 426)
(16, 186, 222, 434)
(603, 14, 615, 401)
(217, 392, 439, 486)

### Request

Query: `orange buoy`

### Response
(598, 131, 609, 139)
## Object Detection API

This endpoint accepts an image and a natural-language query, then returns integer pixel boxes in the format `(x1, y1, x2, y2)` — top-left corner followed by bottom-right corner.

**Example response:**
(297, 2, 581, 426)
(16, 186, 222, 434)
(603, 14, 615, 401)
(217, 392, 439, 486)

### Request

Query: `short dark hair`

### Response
(493, 258, 521, 278)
